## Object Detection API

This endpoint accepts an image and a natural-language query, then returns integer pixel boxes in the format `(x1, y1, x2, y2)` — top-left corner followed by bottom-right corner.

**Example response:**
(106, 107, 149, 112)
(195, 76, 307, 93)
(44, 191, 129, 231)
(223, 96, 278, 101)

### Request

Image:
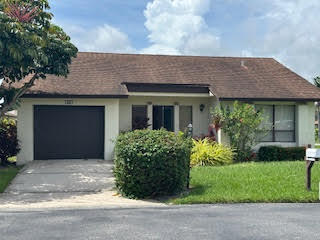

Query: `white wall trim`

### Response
(147, 104, 153, 130)
(174, 104, 179, 134)
(17, 98, 120, 164)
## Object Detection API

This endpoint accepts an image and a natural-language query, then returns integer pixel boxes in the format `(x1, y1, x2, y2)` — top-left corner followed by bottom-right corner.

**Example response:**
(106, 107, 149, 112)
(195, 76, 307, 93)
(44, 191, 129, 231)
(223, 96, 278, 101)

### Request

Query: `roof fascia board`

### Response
(129, 92, 211, 98)
(21, 94, 128, 99)
(220, 98, 319, 102)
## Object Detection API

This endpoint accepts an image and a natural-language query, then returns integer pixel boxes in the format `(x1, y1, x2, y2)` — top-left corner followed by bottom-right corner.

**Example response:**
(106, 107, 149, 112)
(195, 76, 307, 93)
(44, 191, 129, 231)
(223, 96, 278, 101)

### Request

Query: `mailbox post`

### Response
(305, 144, 318, 191)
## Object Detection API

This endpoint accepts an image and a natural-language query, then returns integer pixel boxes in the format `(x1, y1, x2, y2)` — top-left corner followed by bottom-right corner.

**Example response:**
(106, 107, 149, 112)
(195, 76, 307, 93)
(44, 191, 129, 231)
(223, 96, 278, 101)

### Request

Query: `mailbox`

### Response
(305, 145, 318, 191)
(305, 148, 320, 161)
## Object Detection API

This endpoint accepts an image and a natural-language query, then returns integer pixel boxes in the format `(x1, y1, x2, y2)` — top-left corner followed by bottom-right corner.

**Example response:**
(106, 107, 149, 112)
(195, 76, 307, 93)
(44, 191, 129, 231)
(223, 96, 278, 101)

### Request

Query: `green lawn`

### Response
(170, 161, 320, 204)
(0, 166, 20, 193)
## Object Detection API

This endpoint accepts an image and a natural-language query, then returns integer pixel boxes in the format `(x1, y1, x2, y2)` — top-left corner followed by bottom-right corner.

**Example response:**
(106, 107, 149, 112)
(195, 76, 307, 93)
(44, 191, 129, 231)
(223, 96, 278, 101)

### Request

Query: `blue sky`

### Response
(51, 0, 149, 49)
(50, 0, 320, 81)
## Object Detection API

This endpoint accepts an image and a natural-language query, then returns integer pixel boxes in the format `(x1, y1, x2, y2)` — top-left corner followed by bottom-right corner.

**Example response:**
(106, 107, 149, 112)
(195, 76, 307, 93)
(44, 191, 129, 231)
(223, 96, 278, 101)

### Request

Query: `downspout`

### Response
(209, 87, 221, 143)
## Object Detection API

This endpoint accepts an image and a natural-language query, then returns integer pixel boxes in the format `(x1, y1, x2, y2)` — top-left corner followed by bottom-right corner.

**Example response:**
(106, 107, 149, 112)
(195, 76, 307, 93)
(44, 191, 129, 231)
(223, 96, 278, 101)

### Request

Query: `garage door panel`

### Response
(34, 106, 105, 160)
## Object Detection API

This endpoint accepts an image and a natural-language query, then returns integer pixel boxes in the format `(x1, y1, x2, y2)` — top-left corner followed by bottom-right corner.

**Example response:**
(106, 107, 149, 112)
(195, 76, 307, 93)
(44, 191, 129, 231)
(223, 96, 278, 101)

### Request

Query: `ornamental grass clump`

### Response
(114, 129, 193, 199)
(190, 138, 234, 167)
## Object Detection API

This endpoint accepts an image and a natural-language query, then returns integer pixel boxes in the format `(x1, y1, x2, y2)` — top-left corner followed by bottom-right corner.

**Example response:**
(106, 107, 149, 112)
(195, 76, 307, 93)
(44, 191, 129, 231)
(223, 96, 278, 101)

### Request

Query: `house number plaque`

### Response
(64, 100, 74, 105)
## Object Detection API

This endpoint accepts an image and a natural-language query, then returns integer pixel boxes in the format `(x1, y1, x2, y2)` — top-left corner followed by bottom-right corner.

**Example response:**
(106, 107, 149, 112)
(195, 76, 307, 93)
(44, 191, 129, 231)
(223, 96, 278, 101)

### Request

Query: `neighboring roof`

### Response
(14, 52, 320, 101)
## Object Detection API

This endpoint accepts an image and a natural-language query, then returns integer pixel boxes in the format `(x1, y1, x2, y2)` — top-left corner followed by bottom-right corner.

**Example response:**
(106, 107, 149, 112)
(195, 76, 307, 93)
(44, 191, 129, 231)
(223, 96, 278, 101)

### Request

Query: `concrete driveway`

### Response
(0, 160, 162, 209)
(6, 160, 114, 194)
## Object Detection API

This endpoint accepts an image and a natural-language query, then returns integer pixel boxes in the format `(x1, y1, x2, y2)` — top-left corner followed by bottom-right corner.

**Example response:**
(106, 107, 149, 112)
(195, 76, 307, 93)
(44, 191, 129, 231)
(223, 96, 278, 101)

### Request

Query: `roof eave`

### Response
(21, 94, 129, 99)
(219, 97, 320, 102)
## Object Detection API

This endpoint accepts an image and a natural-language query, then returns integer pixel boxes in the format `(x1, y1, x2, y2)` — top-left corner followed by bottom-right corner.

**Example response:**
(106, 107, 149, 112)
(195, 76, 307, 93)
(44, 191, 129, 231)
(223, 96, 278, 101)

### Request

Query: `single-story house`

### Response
(13, 52, 320, 164)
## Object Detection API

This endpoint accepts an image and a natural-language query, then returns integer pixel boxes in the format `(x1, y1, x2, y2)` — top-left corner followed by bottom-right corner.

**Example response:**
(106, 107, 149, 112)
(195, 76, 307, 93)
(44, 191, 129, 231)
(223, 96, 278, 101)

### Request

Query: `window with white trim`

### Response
(256, 105, 295, 142)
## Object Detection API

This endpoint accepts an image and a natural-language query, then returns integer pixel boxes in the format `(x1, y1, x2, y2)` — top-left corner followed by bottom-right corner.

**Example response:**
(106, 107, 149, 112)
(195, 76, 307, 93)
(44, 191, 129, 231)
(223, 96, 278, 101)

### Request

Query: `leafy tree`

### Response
(212, 101, 265, 162)
(0, 0, 77, 117)
(314, 76, 320, 88)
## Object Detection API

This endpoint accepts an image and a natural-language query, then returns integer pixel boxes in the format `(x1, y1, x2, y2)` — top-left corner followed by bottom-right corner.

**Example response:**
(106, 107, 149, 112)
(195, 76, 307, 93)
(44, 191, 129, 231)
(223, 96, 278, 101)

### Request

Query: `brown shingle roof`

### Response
(19, 52, 320, 101)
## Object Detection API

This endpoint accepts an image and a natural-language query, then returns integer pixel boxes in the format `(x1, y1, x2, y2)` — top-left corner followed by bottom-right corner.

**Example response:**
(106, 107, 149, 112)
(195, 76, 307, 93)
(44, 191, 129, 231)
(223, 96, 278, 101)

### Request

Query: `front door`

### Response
(153, 106, 174, 131)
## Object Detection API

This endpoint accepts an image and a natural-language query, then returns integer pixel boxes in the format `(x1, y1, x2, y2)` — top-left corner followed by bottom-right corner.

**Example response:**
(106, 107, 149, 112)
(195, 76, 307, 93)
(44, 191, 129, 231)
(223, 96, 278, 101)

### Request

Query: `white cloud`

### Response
(183, 33, 220, 56)
(242, 0, 320, 80)
(142, 0, 221, 55)
(63, 24, 135, 53)
(140, 44, 180, 55)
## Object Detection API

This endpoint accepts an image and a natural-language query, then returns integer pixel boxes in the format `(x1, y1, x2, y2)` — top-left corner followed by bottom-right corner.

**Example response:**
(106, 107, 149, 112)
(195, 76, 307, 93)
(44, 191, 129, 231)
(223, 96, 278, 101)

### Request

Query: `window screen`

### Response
(274, 105, 295, 142)
(132, 105, 148, 130)
(179, 106, 192, 132)
(153, 106, 174, 132)
(257, 105, 295, 142)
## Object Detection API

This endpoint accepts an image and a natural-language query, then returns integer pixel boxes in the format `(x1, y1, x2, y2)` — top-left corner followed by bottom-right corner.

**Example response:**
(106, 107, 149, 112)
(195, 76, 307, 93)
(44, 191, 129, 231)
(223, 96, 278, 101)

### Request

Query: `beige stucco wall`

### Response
(119, 96, 214, 137)
(219, 101, 316, 149)
(16, 96, 315, 165)
(17, 98, 120, 165)
(296, 102, 315, 147)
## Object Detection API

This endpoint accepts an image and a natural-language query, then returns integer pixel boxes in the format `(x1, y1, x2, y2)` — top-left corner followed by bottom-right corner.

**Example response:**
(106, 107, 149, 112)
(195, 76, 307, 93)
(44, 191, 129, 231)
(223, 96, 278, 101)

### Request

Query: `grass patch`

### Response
(170, 161, 320, 204)
(0, 166, 21, 193)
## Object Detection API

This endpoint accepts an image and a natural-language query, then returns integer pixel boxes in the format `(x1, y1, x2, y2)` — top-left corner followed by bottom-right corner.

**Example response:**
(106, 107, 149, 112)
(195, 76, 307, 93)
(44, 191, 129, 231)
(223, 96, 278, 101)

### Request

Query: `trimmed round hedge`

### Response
(114, 129, 192, 199)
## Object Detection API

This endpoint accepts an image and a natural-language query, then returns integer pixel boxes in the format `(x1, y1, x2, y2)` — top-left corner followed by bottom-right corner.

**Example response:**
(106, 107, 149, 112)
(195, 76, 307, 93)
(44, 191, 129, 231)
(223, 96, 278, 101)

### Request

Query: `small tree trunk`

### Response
(0, 73, 39, 118)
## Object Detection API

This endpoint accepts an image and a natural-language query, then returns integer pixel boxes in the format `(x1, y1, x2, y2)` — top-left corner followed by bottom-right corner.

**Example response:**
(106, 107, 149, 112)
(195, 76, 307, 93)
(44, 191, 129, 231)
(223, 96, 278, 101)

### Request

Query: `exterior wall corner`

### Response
(296, 102, 315, 147)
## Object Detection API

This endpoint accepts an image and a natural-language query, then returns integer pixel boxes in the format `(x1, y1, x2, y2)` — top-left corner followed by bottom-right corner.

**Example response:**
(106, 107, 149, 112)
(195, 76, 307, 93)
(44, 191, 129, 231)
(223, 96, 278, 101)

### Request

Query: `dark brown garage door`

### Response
(34, 106, 105, 160)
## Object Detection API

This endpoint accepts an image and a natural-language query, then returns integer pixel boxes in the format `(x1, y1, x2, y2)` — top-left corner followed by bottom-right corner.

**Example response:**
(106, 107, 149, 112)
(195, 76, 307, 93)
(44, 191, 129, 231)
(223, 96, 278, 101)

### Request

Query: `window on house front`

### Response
(256, 105, 295, 142)
(153, 106, 174, 132)
(179, 106, 192, 132)
(132, 105, 148, 130)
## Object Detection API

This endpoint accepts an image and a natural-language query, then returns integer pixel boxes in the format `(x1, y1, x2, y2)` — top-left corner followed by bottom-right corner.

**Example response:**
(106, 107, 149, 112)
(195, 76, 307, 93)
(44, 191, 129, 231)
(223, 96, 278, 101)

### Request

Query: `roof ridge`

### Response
(77, 51, 274, 60)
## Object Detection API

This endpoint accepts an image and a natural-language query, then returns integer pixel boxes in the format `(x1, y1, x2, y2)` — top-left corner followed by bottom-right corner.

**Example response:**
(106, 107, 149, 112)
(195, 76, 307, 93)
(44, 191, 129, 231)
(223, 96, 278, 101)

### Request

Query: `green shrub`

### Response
(0, 118, 20, 166)
(190, 138, 234, 167)
(211, 101, 265, 162)
(114, 129, 193, 199)
(257, 146, 280, 162)
(257, 146, 305, 162)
